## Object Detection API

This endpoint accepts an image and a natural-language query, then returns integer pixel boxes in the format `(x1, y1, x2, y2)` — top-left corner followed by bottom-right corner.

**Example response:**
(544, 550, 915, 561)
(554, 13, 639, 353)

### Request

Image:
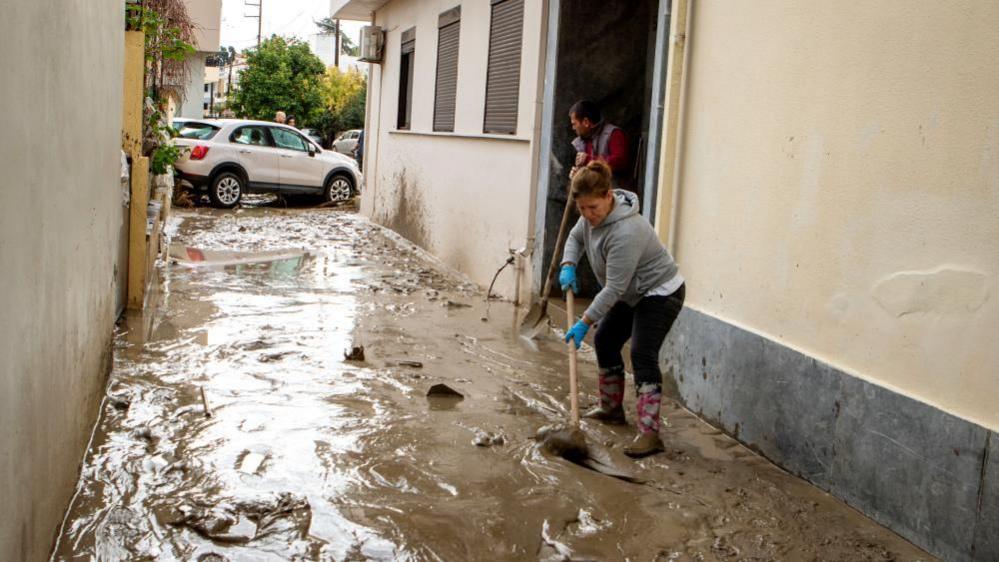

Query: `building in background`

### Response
(178, 0, 222, 118)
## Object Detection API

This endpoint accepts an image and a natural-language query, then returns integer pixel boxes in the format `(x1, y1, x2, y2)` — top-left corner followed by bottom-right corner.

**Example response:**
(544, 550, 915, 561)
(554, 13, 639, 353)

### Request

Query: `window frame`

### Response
(229, 125, 275, 148)
(397, 27, 416, 130)
(175, 122, 221, 140)
(269, 126, 310, 152)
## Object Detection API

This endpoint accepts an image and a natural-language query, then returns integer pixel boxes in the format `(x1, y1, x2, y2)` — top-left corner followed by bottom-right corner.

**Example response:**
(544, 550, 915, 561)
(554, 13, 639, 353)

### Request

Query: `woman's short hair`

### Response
(571, 160, 613, 199)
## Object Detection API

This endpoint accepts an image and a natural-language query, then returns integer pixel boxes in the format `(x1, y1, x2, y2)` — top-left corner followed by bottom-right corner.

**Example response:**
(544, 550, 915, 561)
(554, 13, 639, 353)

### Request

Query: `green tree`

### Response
(231, 36, 326, 124)
(314, 67, 366, 145)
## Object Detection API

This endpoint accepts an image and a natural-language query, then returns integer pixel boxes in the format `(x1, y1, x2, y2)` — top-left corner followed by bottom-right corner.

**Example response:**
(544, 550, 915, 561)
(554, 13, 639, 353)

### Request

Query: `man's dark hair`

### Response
(569, 100, 602, 124)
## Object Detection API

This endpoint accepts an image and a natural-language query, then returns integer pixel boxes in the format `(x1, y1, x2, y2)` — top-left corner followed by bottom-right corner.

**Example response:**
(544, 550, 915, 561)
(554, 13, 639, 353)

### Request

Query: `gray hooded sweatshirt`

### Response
(562, 189, 679, 323)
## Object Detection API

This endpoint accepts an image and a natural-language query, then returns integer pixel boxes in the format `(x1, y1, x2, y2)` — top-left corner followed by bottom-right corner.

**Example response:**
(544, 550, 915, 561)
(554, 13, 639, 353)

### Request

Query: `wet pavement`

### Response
(53, 206, 934, 561)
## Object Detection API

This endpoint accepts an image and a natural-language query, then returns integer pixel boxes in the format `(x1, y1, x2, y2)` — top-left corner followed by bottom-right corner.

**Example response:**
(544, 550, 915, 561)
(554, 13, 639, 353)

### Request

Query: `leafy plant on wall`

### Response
(125, 0, 196, 173)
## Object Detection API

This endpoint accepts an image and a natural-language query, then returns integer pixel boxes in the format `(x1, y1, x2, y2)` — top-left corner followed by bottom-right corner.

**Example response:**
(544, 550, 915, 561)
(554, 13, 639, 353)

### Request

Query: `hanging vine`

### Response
(125, 0, 196, 172)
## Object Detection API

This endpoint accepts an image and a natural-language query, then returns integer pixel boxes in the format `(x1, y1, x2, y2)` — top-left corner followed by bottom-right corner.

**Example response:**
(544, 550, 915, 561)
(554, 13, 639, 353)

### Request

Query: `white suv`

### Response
(173, 119, 362, 208)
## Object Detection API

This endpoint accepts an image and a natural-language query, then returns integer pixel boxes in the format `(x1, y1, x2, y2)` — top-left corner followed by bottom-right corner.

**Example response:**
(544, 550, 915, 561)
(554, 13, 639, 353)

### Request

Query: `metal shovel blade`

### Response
(518, 300, 549, 339)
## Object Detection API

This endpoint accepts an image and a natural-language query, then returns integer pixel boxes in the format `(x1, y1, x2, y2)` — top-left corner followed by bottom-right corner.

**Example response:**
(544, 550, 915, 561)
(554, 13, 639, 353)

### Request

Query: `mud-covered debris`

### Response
(107, 393, 131, 410)
(200, 387, 213, 418)
(238, 451, 267, 474)
(344, 346, 365, 361)
(133, 427, 158, 446)
(166, 493, 311, 545)
(472, 431, 506, 447)
(398, 360, 423, 368)
(427, 384, 464, 398)
(712, 536, 740, 557)
(95, 506, 149, 560)
(258, 351, 295, 363)
(198, 553, 230, 562)
(444, 300, 471, 309)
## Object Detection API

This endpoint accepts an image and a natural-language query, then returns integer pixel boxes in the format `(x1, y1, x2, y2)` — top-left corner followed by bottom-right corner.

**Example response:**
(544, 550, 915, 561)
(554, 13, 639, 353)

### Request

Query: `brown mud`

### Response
(53, 207, 933, 561)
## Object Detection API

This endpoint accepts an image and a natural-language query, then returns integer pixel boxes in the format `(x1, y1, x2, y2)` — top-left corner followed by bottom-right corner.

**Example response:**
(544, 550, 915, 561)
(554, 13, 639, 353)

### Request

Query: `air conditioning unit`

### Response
(359, 26, 385, 63)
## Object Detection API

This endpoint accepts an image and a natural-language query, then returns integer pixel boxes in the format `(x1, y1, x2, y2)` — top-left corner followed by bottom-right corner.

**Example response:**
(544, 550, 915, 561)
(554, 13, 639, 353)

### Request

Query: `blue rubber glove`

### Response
(565, 320, 590, 349)
(559, 264, 578, 293)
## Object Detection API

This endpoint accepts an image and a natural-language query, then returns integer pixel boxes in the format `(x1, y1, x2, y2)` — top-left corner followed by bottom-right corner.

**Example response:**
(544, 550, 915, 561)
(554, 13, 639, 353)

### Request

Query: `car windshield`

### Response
(176, 122, 220, 140)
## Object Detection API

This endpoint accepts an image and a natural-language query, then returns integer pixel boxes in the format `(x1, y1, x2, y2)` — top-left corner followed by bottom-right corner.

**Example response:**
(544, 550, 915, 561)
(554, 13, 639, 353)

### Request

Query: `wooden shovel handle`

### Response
(567, 289, 580, 427)
(540, 193, 576, 302)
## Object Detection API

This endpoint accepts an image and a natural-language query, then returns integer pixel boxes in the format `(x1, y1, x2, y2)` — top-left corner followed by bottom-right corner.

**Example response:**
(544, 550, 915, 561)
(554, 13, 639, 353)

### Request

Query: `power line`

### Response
(244, 0, 262, 47)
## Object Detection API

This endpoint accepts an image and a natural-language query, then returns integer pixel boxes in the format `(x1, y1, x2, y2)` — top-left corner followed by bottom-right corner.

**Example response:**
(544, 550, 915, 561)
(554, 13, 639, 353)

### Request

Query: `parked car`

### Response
(173, 119, 363, 208)
(332, 129, 361, 156)
(299, 127, 324, 148)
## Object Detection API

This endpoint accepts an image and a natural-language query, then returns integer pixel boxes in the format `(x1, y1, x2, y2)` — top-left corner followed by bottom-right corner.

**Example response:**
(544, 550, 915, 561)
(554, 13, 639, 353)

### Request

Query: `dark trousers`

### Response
(593, 284, 685, 389)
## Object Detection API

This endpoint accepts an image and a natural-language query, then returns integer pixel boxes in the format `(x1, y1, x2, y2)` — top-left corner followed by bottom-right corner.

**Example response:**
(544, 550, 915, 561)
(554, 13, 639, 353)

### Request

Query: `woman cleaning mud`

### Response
(560, 160, 685, 458)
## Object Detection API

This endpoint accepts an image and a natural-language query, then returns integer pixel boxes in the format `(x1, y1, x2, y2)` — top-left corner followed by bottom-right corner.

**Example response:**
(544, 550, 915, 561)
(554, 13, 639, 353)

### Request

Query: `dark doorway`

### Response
(539, 0, 665, 300)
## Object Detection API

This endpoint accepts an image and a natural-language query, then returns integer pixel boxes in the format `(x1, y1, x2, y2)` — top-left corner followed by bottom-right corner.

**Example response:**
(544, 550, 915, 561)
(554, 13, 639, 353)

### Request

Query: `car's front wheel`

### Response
(323, 173, 353, 204)
(209, 172, 243, 208)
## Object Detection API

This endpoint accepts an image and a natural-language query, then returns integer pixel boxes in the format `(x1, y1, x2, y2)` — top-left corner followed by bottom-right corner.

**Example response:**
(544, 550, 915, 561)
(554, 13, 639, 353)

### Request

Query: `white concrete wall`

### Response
(184, 0, 222, 52)
(179, 52, 209, 118)
(361, 0, 545, 299)
(0, 2, 124, 560)
(179, 0, 221, 118)
(665, 1, 999, 429)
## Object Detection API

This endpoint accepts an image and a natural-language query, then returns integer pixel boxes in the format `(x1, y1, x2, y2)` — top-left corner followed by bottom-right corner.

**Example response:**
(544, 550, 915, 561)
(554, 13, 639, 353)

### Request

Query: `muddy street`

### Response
(53, 207, 932, 561)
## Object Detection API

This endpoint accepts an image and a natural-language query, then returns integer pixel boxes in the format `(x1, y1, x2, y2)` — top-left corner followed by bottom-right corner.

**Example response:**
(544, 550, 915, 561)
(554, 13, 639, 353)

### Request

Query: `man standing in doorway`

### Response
(569, 100, 629, 186)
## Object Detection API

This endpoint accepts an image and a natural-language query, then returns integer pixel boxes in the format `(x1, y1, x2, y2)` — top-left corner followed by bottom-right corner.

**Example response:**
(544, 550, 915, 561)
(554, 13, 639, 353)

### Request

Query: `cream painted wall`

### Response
(361, 0, 544, 299)
(667, 1, 999, 429)
(0, 2, 124, 560)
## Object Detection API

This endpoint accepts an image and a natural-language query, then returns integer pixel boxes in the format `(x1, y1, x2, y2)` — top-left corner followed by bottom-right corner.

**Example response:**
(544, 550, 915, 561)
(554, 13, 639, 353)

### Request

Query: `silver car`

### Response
(332, 129, 361, 156)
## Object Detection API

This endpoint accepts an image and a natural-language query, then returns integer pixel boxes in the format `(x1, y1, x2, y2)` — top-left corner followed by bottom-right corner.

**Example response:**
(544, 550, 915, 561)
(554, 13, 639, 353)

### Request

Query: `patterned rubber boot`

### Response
(624, 383, 665, 458)
(582, 367, 626, 425)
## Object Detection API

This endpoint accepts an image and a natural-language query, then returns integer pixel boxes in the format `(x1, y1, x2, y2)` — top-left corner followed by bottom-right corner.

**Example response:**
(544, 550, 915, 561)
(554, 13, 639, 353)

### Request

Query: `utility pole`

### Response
(334, 19, 341, 68)
(333, 20, 340, 70)
(227, 60, 234, 107)
(245, 0, 262, 47)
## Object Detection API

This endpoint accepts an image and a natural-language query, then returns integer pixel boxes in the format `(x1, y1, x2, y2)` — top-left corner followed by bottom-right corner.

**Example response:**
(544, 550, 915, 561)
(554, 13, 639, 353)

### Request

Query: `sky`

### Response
(220, 0, 364, 53)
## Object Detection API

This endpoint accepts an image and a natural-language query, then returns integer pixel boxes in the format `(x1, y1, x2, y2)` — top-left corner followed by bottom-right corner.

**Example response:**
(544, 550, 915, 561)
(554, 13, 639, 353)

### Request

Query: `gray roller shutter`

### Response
(433, 8, 461, 132)
(483, 0, 524, 135)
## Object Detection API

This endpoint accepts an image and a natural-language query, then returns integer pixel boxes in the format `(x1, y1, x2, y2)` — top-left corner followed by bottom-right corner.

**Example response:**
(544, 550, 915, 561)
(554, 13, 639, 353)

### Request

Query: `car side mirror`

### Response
(308, 145, 316, 157)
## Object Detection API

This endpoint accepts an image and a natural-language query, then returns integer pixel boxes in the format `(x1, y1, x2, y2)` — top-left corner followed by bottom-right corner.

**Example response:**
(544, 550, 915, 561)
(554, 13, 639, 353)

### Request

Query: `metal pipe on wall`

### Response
(655, 0, 690, 256)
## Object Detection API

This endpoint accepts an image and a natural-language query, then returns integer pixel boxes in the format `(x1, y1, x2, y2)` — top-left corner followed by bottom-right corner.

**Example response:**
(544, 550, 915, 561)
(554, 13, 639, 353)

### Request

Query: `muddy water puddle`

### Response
(54, 208, 933, 561)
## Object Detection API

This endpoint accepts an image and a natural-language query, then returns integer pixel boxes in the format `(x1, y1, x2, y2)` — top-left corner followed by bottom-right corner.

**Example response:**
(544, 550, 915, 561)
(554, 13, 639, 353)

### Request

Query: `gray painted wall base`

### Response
(661, 307, 997, 561)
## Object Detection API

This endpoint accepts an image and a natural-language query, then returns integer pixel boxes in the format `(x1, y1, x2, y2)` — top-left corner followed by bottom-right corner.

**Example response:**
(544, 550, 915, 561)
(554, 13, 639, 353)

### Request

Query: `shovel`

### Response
(537, 288, 589, 461)
(535, 290, 642, 481)
(519, 193, 575, 339)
